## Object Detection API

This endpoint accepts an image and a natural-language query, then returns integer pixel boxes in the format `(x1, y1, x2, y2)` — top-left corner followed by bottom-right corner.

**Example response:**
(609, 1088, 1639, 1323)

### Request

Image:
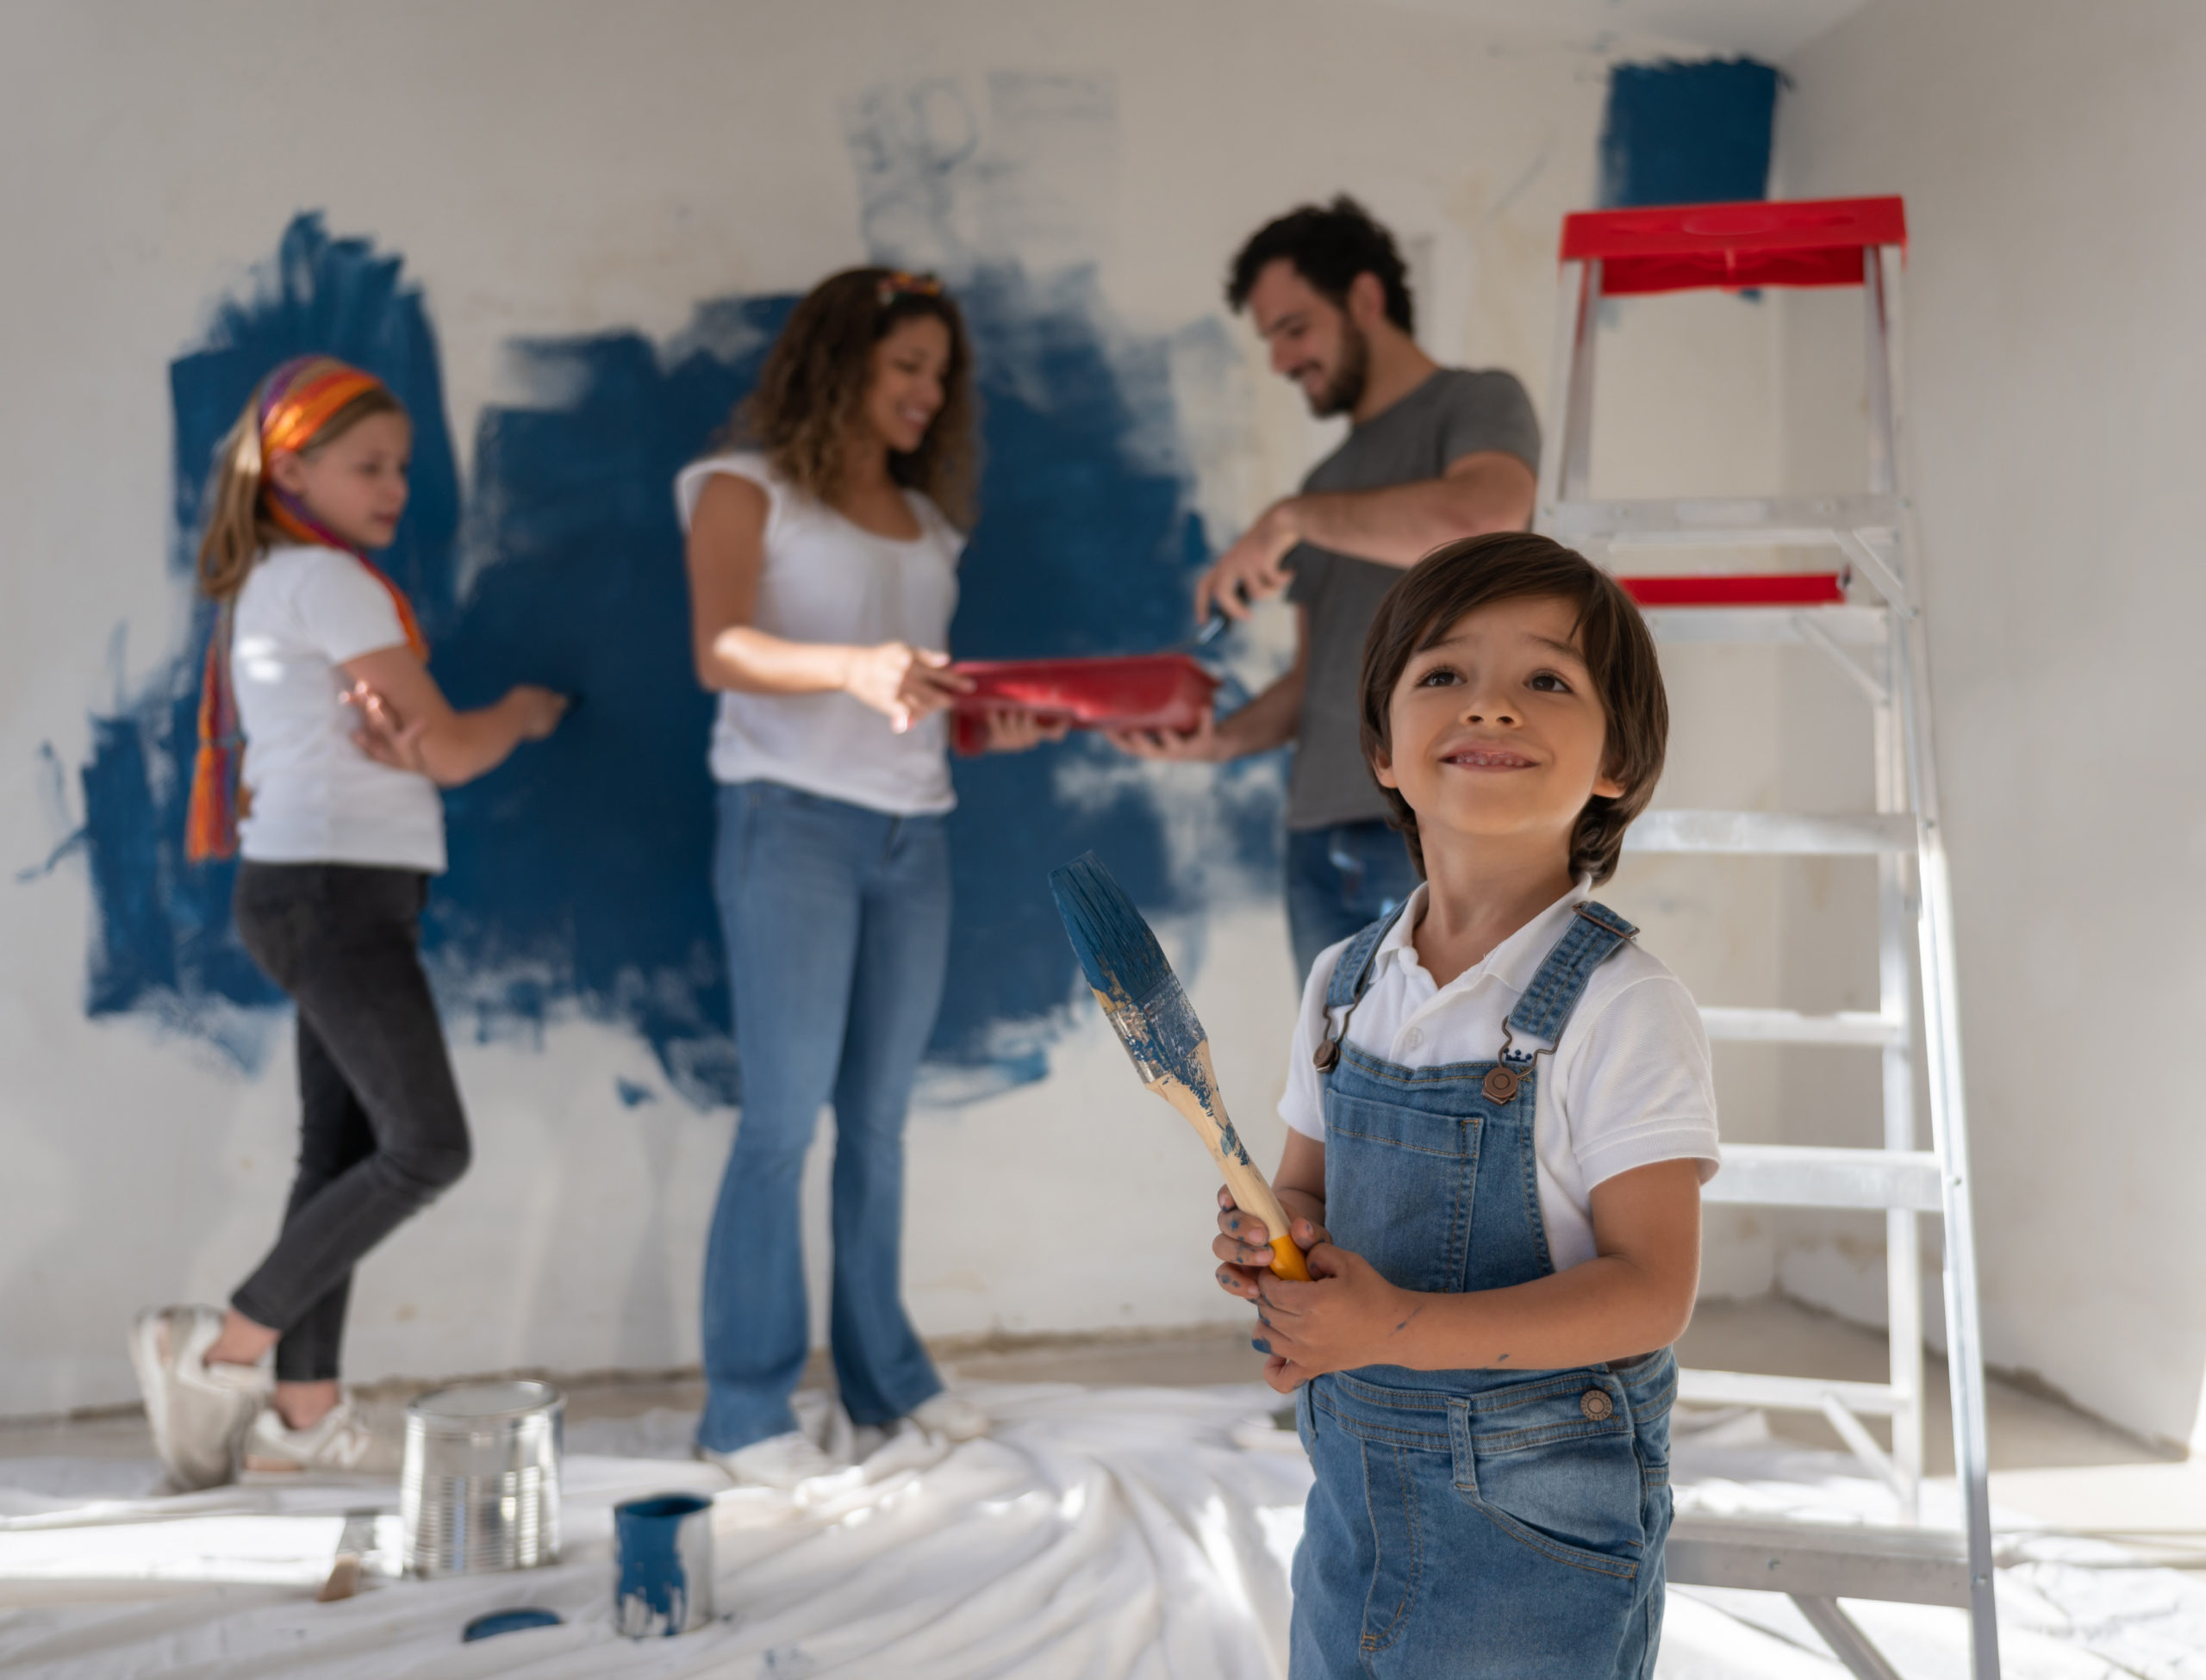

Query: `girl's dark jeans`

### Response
(228, 862, 470, 1383)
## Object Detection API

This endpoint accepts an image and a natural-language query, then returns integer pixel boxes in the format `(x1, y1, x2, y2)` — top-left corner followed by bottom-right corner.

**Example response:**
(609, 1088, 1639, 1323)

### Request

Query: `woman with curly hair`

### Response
(677, 268, 1056, 1486)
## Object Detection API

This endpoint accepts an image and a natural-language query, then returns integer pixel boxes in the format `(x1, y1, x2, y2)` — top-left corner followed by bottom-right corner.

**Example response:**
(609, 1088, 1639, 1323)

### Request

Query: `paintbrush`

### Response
(1049, 852, 1312, 1281)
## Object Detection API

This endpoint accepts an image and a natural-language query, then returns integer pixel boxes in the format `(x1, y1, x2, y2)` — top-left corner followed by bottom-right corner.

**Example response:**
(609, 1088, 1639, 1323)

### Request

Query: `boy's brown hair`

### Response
(1357, 532, 1667, 884)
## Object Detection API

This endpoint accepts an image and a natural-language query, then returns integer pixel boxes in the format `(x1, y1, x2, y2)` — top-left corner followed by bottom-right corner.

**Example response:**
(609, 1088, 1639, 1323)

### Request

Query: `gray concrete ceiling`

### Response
(1359, 0, 1871, 60)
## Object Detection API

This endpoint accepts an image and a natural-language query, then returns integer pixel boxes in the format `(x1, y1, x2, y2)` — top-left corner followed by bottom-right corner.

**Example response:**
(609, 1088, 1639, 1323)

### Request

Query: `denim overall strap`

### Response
(1499, 900, 1639, 1067)
(1324, 900, 1411, 1012)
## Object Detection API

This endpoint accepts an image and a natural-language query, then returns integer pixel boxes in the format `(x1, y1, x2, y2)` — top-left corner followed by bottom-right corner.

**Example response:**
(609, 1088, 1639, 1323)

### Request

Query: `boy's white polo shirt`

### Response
(1280, 878, 1720, 1274)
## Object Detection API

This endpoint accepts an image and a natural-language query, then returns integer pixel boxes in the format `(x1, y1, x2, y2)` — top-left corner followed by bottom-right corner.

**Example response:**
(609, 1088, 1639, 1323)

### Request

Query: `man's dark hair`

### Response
(1358, 532, 1667, 884)
(1226, 196, 1414, 333)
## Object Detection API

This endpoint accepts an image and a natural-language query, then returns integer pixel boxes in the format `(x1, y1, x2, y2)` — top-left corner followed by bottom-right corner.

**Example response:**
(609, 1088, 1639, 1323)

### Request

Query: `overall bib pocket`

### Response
(1322, 1089, 1480, 1296)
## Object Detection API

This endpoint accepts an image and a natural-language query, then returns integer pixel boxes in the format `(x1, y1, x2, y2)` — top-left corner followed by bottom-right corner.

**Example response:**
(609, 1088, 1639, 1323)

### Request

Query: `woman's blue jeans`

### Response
(700, 781, 949, 1453)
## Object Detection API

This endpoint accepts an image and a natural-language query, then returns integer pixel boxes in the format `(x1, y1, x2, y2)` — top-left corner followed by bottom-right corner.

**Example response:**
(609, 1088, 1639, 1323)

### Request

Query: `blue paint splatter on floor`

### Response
(1598, 59, 1780, 209)
(60, 210, 1238, 1102)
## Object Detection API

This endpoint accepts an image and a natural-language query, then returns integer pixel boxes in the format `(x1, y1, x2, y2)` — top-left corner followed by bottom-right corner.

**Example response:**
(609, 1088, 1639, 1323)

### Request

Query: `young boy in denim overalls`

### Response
(1214, 532, 1720, 1677)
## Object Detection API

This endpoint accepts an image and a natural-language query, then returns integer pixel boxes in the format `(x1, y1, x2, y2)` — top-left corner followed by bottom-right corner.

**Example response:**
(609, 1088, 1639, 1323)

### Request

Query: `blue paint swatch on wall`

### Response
(1598, 59, 1780, 208)
(69, 212, 1225, 1102)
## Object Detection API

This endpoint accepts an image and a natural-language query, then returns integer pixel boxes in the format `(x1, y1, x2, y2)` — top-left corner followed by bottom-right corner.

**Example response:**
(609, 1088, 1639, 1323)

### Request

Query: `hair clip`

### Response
(877, 270, 944, 307)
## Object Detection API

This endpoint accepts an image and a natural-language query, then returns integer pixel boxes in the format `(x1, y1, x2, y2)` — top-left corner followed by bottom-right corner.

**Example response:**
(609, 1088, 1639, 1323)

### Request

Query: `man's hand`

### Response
(1106, 707, 1227, 763)
(1193, 500, 1300, 622)
(982, 708, 1070, 753)
(1248, 1243, 1408, 1391)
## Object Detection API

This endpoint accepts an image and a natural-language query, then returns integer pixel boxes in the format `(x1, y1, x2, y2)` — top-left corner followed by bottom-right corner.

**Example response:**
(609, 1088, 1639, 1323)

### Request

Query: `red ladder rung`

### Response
(1560, 196, 1905, 296)
(1621, 573, 1847, 608)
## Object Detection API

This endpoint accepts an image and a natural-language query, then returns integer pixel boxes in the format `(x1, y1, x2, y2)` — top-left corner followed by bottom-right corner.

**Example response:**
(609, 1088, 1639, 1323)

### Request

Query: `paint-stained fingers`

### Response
(1218, 1203, 1268, 1248)
(1214, 1261, 1266, 1300)
(1218, 1203, 1266, 1241)
(1214, 1231, 1275, 1273)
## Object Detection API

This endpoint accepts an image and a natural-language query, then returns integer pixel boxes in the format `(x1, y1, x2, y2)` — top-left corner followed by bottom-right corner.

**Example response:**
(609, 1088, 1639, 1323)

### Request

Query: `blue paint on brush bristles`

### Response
(1048, 850, 1206, 1087)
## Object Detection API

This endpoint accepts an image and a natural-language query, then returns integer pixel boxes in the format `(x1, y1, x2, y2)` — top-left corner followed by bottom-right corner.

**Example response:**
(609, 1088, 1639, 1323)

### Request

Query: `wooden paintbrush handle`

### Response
(1217, 1157, 1313, 1282)
(1152, 1046, 1312, 1282)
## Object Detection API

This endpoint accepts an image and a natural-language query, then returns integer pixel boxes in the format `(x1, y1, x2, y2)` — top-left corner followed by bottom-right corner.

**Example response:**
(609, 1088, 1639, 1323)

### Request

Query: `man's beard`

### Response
(1306, 319, 1370, 418)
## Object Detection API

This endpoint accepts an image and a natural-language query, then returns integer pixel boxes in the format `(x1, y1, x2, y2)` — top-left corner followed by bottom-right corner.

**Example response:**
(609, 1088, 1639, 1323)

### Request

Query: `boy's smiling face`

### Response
(1372, 594, 1623, 869)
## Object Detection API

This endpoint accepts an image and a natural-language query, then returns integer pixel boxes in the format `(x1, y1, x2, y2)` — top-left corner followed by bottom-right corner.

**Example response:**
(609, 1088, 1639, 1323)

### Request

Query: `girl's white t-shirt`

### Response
(231, 544, 446, 873)
(1280, 880, 1720, 1273)
(675, 451, 961, 817)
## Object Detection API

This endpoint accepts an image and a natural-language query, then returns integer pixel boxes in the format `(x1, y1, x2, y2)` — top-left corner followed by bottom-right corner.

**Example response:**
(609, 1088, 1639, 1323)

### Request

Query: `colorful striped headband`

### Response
(258, 355, 390, 458)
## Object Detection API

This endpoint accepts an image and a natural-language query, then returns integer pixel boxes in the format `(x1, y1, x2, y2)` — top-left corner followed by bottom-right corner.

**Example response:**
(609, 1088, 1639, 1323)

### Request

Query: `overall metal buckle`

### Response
(1481, 1023, 1550, 1103)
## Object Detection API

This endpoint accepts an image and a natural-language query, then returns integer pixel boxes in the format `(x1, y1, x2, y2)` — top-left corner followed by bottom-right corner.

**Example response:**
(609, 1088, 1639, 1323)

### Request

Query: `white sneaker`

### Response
(243, 1396, 398, 1475)
(906, 1391, 991, 1441)
(698, 1429, 844, 1490)
(128, 1306, 271, 1491)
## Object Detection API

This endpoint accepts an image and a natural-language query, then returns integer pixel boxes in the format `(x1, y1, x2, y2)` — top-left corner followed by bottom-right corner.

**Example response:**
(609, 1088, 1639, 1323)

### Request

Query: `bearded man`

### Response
(1114, 196, 1542, 980)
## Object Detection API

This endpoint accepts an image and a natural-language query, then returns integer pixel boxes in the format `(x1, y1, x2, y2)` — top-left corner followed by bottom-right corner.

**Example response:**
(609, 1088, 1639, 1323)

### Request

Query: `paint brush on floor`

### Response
(1049, 852, 1312, 1281)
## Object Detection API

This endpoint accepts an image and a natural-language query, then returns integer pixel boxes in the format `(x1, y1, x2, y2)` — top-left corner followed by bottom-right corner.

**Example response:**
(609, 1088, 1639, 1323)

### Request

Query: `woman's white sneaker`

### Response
(243, 1396, 397, 1475)
(127, 1306, 271, 1491)
(698, 1429, 843, 1490)
(906, 1391, 991, 1441)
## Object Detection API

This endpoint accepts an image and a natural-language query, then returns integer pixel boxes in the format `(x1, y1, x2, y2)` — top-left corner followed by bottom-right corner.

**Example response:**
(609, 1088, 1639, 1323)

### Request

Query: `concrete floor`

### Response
(8, 1295, 2203, 1557)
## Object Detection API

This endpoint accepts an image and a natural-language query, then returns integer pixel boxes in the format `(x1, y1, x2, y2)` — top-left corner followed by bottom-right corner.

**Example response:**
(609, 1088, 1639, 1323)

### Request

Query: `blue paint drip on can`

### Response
(614, 1492, 715, 1637)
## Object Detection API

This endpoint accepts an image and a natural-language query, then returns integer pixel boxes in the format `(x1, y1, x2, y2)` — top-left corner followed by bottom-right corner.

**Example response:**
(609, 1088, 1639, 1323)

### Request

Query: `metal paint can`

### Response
(614, 1491, 716, 1636)
(401, 1380, 563, 1577)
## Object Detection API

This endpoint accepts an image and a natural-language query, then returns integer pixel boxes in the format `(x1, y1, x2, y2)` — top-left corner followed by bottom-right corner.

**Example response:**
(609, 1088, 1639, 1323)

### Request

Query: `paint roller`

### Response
(1048, 851, 1312, 1281)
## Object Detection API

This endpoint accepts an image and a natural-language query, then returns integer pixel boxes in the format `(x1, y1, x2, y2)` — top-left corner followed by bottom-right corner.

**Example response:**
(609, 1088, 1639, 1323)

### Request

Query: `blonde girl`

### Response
(129, 357, 565, 1489)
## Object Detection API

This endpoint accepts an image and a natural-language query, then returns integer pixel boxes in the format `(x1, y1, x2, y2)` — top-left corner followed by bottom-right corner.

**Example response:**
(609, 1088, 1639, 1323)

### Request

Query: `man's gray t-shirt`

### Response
(1283, 368, 1541, 831)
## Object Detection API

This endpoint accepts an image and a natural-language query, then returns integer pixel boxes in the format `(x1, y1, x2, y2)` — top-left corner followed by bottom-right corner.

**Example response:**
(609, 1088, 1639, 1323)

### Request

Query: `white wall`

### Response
(0, 0, 1786, 1416)
(1766, 0, 2206, 1449)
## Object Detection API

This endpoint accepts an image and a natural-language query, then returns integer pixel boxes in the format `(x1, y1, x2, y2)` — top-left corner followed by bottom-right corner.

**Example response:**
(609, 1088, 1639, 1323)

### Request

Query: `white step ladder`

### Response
(1535, 197, 1998, 1680)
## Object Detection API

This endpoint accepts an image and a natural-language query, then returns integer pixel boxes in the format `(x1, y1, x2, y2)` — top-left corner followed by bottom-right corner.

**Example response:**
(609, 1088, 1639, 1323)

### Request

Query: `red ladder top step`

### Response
(1620, 573, 1847, 608)
(1561, 196, 1906, 296)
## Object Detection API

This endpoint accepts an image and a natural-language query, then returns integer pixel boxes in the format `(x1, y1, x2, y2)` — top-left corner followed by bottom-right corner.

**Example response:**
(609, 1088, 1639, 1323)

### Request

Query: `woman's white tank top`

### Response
(674, 451, 961, 816)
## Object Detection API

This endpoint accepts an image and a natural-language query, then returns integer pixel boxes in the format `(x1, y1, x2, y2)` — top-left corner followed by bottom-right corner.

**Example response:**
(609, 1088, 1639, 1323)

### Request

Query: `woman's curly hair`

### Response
(728, 268, 979, 528)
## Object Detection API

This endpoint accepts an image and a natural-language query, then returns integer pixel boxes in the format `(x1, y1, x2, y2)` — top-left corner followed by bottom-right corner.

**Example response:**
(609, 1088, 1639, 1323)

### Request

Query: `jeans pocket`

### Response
(1451, 1375, 1645, 1582)
(1348, 1433, 1437, 1657)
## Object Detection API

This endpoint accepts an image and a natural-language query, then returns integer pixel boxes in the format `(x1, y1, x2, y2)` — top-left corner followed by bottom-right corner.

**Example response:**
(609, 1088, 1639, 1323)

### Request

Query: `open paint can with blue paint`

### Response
(614, 1492, 716, 1637)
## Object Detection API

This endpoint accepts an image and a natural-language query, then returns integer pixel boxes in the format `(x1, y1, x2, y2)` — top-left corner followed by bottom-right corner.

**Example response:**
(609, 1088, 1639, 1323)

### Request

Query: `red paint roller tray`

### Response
(949, 655, 1219, 755)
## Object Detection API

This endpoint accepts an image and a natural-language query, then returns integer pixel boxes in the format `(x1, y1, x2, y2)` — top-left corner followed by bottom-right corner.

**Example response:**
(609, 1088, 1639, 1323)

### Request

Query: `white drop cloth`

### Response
(2, 1385, 2203, 1678)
